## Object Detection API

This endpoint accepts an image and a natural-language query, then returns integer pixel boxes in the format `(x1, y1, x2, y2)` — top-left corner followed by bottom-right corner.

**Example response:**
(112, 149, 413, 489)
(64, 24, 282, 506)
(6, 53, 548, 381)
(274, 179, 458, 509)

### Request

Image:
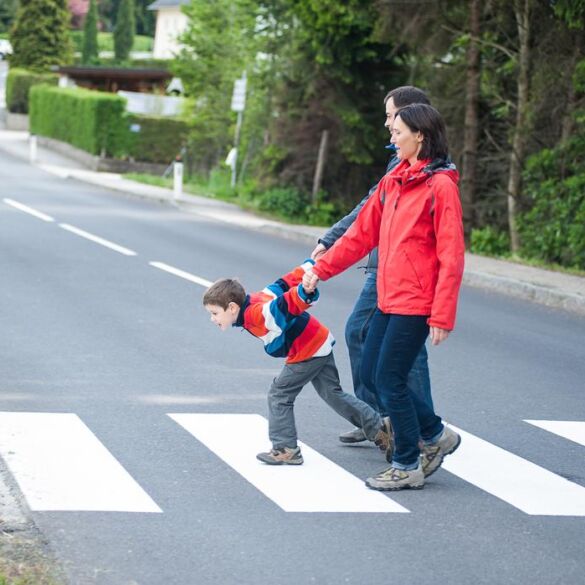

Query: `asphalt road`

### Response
(0, 147, 584, 585)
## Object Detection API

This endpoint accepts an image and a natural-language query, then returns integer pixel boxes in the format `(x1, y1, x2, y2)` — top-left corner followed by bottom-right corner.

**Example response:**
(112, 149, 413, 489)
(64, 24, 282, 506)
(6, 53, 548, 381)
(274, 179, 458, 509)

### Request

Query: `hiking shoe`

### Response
(421, 426, 461, 478)
(338, 427, 367, 444)
(373, 417, 394, 463)
(365, 463, 424, 491)
(256, 447, 303, 465)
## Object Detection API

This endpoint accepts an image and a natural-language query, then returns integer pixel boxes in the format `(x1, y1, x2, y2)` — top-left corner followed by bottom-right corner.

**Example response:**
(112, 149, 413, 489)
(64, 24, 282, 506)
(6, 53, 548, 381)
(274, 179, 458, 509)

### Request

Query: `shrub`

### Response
(29, 85, 129, 157)
(5, 68, 58, 113)
(518, 134, 585, 269)
(114, 0, 135, 62)
(470, 226, 510, 256)
(257, 187, 309, 219)
(127, 115, 188, 164)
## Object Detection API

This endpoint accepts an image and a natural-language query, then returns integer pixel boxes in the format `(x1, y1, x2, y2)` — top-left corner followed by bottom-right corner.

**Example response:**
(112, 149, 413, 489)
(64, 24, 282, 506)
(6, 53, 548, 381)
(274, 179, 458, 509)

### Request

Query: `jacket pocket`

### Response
(403, 250, 425, 291)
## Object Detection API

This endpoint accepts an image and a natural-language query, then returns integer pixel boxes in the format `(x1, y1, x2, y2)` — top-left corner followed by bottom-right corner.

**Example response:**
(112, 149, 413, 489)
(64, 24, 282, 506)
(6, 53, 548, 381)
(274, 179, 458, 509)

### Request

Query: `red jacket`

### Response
(313, 158, 465, 331)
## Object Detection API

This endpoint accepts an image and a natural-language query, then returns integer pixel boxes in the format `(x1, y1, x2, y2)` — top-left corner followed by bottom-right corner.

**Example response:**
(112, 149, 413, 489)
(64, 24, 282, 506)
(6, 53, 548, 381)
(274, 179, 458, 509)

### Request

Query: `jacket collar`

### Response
(233, 295, 250, 328)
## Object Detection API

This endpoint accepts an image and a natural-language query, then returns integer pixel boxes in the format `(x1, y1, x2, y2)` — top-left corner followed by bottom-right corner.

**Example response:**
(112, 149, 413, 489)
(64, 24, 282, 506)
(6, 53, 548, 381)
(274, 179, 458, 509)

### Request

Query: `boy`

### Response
(202, 260, 392, 465)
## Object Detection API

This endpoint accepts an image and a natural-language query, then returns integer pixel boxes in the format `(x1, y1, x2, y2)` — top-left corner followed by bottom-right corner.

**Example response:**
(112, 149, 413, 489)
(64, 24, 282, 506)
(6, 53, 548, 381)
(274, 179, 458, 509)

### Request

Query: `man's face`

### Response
(205, 303, 239, 331)
(384, 97, 399, 135)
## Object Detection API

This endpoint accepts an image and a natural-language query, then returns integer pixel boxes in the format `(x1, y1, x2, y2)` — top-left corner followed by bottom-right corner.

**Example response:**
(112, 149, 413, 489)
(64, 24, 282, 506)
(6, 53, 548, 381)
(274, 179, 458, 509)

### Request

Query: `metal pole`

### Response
(173, 157, 183, 200)
(29, 134, 37, 164)
(231, 111, 243, 188)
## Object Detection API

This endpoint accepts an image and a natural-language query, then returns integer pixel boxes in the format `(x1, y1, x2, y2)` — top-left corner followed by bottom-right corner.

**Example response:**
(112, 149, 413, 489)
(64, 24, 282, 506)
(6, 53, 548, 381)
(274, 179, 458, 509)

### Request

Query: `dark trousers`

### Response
(361, 311, 443, 467)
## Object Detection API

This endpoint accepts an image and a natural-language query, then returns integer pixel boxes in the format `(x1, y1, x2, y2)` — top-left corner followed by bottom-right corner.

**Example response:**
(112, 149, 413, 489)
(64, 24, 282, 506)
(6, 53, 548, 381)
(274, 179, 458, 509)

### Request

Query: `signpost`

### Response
(229, 72, 247, 187)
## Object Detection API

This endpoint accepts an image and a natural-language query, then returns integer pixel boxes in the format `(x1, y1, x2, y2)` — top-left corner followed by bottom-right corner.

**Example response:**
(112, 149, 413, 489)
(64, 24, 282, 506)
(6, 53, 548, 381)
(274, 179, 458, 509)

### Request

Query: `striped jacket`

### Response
(233, 260, 335, 364)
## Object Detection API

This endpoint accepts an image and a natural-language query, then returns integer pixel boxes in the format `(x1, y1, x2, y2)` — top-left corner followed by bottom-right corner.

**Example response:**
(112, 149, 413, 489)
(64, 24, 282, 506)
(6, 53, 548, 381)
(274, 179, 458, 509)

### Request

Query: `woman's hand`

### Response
(303, 270, 320, 293)
(310, 243, 327, 261)
(430, 326, 450, 346)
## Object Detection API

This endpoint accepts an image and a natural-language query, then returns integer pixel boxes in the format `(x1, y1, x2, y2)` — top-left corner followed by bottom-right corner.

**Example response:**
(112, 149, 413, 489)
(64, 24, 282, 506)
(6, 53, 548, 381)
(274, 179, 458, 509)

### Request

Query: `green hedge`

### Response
(30, 85, 128, 157)
(127, 115, 188, 163)
(5, 68, 58, 114)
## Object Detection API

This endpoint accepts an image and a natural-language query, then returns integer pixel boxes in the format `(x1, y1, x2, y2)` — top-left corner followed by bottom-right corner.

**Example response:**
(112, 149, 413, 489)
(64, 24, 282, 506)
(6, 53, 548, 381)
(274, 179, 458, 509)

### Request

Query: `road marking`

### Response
(0, 413, 161, 512)
(3, 198, 54, 222)
(150, 261, 213, 288)
(443, 424, 585, 516)
(525, 420, 585, 448)
(59, 223, 137, 256)
(168, 413, 408, 513)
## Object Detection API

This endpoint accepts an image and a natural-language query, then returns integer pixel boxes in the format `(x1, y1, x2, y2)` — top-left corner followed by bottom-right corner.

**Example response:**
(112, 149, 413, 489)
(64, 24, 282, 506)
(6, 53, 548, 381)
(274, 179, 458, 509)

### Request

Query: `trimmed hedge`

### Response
(127, 115, 188, 164)
(30, 85, 128, 157)
(6, 68, 58, 114)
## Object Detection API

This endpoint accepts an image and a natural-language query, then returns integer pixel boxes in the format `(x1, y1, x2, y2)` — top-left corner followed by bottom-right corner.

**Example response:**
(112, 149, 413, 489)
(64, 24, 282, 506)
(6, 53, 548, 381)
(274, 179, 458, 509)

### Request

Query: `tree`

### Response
(0, 0, 19, 33)
(10, 0, 73, 70)
(82, 0, 99, 64)
(460, 0, 482, 244)
(68, 0, 89, 29)
(114, 0, 135, 61)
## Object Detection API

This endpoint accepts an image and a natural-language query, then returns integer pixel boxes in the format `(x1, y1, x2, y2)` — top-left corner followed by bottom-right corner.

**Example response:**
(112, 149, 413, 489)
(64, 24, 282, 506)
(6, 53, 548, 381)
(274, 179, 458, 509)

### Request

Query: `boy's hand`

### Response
(311, 243, 327, 261)
(303, 270, 319, 293)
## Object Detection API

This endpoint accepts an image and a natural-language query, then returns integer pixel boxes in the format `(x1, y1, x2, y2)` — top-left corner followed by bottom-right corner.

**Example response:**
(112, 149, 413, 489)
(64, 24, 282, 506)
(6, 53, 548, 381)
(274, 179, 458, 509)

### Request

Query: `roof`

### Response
(148, 0, 190, 10)
(58, 66, 172, 81)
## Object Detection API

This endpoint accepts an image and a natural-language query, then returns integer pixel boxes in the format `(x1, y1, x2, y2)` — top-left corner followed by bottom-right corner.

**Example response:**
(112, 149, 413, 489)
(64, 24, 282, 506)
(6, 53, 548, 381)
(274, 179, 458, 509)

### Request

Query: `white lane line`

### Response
(525, 420, 585, 448)
(0, 412, 161, 512)
(3, 198, 54, 222)
(169, 413, 408, 513)
(150, 261, 213, 288)
(442, 424, 585, 516)
(59, 223, 137, 256)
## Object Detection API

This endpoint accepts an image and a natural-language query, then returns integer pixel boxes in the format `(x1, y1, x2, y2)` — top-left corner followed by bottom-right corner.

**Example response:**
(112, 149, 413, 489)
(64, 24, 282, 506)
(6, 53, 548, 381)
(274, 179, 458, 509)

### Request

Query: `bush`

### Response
(470, 226, 510, 256)
(127, 115, 188, 164)
(5, 68, 58, 113)
(518, 134, 585, 269)
(30, 85, 129, 157)
(257, 187, 309, 218)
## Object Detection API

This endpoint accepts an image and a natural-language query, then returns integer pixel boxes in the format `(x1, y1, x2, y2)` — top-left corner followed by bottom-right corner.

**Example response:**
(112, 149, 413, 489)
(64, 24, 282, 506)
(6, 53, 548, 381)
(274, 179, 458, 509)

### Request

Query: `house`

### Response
(148, 0, 190, 59)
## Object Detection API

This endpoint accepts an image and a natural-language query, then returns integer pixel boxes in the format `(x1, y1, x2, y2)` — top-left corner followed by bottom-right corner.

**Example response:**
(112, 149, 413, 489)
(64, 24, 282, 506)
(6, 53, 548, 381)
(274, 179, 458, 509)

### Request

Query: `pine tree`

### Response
(10, 0, 72, 70)
(82, 0, 99, 64)
(113, 0, 135, 62)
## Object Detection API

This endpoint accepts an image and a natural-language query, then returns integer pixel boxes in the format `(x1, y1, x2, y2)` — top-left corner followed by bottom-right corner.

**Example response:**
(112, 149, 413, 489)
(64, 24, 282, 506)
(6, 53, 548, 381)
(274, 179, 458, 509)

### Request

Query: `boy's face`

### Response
(205, 303, 239, 331)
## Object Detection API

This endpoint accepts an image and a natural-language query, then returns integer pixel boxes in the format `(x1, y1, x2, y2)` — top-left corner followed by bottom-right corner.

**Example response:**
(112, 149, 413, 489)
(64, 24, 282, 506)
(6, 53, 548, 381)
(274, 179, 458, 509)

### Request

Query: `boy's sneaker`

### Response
(338, 427, 367, 443)
(421, 426, 461, 478)
(256, 447, 303, 465)
(365, 463, 424, 491)
(373, 417, 394, 463)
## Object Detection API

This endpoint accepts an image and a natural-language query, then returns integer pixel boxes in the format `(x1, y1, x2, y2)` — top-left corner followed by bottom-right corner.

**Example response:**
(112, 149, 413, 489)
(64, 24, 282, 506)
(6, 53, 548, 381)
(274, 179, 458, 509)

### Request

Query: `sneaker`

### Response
(421, 426, 461, 478)
(338, 427, 367, 443)
(373, 417, 394, 463)
(256, 447, 303, 465)
(365, 463, 424, 491)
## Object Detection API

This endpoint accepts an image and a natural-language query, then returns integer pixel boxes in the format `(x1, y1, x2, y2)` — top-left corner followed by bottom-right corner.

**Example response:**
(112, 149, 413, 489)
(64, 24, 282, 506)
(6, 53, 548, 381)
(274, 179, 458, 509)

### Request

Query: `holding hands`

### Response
(302, 269, 320, 294)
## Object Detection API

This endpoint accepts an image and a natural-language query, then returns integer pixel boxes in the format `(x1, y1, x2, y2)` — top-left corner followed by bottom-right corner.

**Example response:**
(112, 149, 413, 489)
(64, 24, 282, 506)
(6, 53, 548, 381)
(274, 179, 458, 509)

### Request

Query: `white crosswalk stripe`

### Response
(443, 424, 585, 516)
(169, 413, 408, 513)
(524, 420, 585, 448)
(0, 413, 161, 512)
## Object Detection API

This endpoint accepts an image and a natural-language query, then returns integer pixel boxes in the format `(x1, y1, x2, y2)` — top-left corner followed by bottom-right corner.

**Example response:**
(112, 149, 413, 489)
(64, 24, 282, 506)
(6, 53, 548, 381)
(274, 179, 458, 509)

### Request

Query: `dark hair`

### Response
(395, 103, 449, 161)
(203, 278, 246, 309)
(384, 86, 430, 108)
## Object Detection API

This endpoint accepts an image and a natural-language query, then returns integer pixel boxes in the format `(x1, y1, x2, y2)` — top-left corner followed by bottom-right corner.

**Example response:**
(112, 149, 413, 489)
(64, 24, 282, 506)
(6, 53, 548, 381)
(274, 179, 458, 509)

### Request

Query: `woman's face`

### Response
(391, 115, 423, 165)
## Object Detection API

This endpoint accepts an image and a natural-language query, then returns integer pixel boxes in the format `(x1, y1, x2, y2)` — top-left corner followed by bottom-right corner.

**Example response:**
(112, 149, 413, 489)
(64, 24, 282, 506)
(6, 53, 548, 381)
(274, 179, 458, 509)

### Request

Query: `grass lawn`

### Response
(70, 31, 153, 53)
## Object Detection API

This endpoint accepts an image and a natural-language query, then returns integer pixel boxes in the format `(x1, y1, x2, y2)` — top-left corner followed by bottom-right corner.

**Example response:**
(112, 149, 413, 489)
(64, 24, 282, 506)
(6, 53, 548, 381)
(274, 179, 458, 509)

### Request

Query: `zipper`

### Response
(380, 189, 401, 302)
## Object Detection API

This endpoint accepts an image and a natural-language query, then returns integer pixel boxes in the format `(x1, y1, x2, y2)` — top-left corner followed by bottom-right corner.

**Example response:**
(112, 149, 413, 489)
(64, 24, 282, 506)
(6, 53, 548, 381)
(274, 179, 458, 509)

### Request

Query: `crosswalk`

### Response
(0, 412, 584, 516)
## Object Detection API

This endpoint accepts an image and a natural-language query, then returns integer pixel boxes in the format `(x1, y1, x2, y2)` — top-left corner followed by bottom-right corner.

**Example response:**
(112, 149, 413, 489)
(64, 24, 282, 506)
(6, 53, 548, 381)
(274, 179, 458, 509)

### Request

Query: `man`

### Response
(311, 86, 435, 445)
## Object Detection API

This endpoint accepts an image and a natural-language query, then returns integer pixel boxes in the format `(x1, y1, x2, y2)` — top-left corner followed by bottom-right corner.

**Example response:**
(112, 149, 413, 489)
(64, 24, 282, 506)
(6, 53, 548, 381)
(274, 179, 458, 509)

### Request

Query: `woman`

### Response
(303, 103, 465, 491)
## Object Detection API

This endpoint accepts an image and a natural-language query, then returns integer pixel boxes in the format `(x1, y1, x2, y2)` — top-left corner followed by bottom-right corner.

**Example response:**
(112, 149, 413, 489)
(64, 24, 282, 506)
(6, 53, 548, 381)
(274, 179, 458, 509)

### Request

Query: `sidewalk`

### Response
(1, 128, 584, 317)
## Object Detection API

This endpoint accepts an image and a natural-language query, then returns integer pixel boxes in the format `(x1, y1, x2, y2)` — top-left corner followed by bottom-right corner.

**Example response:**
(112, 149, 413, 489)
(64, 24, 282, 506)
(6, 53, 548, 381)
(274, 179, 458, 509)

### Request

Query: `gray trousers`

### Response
(268, 353, 382, 449)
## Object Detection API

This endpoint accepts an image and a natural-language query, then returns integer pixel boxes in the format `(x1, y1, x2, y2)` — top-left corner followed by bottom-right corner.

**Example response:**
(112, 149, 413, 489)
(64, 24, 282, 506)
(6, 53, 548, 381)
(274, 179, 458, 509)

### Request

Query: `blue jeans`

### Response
(344, 271, 433, 416)
(361, 311, 444, 468)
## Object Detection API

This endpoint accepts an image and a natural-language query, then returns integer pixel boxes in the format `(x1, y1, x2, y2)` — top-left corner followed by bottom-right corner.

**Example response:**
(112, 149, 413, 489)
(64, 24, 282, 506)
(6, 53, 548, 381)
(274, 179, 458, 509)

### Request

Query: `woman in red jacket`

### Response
(303, 104, 465, 491)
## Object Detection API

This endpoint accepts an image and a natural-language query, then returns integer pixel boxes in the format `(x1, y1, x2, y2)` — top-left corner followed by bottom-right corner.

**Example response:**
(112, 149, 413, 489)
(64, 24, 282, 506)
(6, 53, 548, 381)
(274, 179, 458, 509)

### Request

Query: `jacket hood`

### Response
(389, 157, 459, 186)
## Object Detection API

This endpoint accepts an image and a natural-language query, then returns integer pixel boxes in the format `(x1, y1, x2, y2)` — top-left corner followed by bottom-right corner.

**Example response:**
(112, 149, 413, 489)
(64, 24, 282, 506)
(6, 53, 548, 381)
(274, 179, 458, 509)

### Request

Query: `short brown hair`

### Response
(395, 103, 449, 161)
(203, 278, 246, 309)
(384, 86, 430, 108)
